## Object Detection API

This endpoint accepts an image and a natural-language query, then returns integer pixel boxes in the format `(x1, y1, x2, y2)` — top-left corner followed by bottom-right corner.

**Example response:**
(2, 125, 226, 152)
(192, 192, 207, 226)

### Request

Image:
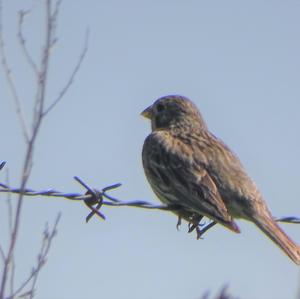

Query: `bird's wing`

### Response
(142, 131, 240, 233)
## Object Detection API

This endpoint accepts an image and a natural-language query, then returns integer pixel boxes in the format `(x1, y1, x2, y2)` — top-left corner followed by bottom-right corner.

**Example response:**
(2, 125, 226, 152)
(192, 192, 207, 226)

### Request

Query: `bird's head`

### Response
(141, 95, 207, 131)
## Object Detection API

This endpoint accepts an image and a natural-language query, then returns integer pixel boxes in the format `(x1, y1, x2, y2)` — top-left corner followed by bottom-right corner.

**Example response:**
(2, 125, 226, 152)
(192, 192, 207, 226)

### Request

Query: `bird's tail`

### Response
(253, 213, 300, 265)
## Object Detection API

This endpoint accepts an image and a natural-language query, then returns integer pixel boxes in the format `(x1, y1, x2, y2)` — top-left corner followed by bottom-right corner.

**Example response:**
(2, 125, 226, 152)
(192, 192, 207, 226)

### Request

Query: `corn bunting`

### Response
(141, 95, 300, 264)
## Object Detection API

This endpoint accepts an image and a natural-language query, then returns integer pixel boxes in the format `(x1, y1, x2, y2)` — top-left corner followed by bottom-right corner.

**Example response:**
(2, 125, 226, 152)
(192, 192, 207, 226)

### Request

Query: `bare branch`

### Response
(0, 1, 29, 142)
(32, 0, 52, 126)
(0, 162, 8, 264)
(43, 29, 89, 116)
(0, 246, 4, 262)
(5, 168, 13, 235)
(0, 0, 86, 297)
(52, 0, 62, 20)
(4, 169, 16, 298)
(6, 214, 61, 299)
(9, 259, 15, 298)
(201, 286, 238, 299)
(17, 9, 39, 76)
(0, 1, 61, 297)
(28, 214, 60, 299)
(50, 0, 62, 44)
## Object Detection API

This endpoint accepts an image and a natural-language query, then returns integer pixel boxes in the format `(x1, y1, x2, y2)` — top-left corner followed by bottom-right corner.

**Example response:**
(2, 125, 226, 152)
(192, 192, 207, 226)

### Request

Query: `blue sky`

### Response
(1, 1, 300, 299)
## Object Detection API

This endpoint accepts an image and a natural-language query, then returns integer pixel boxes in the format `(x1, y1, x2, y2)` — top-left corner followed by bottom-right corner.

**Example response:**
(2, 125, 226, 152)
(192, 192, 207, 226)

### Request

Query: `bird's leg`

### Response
(175, 208, 194, 230)
(175, 211, 216, 239)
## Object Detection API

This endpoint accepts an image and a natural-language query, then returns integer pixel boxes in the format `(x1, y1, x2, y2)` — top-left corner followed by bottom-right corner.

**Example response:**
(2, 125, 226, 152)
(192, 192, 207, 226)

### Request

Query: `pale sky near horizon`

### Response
(1, 1, 300, 299)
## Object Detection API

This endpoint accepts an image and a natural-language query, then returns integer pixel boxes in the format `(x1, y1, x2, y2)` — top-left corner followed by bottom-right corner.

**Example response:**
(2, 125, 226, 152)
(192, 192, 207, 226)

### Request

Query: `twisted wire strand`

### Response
(0, 162, 299, 225)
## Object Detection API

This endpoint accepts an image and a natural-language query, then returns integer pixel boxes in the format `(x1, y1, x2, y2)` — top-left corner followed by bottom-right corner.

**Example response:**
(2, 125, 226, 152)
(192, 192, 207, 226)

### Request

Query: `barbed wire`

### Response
(0, 161, 5, 171)
(0, 168, 179, 223)
(0, 161, 299, 230)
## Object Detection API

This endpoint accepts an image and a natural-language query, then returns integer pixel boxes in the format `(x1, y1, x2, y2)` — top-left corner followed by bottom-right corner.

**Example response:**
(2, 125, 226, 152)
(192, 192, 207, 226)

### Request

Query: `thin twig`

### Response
(32, 0, 52, 126)
(201, 286, 238, 299)
(9, 259, 15, 298)
(5, 168, 13, 235)
(17, 9, 38, 76)
(0, 247, 4, 263)
(52, 0, 62, 20)
(29, 213, 60, 299)
(0, 0, 86, 297)
(0, 1, 57, 297)
(6, 214, 61, 299)
(50, 0, 62, 44)
(0, 166, 10, 262)
(43, 29, 89, 116)
(0, 1, 29, 142)
(5, 169, 15, 298)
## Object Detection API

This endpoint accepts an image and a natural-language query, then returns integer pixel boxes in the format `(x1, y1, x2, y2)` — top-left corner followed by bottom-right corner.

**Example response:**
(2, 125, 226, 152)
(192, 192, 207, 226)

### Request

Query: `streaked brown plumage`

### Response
(141, 95, 300, 264)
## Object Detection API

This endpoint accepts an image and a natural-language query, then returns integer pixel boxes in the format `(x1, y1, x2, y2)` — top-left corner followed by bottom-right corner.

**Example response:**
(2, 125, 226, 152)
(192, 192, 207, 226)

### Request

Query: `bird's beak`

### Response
(141, 105, 153, 119)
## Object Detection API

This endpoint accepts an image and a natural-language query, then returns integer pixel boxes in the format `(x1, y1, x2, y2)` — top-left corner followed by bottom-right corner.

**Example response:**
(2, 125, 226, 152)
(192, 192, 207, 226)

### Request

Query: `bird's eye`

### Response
(156, 103, 165, 112)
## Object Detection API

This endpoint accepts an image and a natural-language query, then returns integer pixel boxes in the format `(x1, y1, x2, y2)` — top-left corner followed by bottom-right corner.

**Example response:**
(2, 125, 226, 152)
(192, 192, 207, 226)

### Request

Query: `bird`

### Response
(141, 95, 300, 264)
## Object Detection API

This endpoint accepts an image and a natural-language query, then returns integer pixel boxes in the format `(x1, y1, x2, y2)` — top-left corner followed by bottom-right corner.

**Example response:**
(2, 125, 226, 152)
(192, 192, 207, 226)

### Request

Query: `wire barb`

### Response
(275, 216, 300, 224)
(74, 176, 105, 221)
(0, 161, 6, 170)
